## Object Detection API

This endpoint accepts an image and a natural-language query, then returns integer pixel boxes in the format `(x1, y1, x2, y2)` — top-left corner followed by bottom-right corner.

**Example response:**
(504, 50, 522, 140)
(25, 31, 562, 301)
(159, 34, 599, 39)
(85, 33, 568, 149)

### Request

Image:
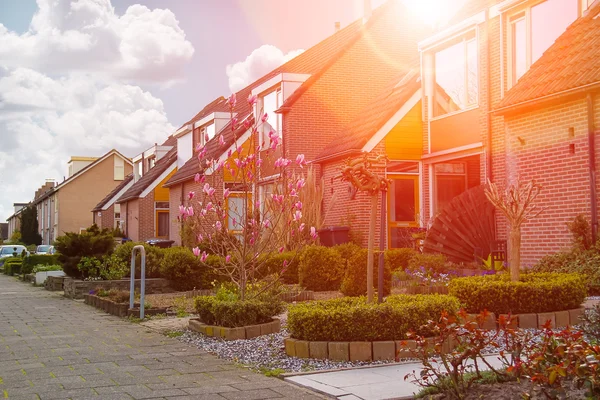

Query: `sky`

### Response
(0, 0, 443, 222)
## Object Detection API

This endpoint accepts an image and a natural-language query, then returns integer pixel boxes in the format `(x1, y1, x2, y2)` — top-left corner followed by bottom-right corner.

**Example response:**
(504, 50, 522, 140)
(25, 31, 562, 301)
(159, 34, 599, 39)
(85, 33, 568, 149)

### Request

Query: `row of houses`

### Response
(8, 0, 600, 266)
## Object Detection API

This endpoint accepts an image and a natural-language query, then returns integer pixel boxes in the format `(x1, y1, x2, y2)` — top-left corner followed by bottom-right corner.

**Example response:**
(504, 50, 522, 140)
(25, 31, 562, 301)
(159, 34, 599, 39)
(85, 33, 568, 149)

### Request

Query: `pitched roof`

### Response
(92, 173, 134, 212)
(163, 4, 379, 188)
(314, 64, 421, 162)
(495, 2, 600, 113)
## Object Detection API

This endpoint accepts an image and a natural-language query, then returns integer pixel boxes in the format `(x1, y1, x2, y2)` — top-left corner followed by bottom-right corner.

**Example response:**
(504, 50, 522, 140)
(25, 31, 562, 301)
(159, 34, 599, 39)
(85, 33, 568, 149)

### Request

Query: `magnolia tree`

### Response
(179, 93, 317, 300)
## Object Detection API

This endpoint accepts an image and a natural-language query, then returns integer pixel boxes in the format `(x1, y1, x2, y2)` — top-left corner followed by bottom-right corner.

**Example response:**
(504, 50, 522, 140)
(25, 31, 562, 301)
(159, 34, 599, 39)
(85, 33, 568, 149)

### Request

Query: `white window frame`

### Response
(114, 156, 125, 181)
(257, 87, 283, 149)
(431, 29, 479, 119)
(154, 202, 170, 238)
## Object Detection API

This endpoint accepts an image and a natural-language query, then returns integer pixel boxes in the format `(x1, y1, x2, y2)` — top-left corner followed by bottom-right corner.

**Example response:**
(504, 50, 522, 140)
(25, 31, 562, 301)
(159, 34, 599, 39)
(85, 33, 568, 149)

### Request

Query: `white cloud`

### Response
(226, 45, 304, 93)
(0, 0, 194, 83)
(0, 0, 191, 222)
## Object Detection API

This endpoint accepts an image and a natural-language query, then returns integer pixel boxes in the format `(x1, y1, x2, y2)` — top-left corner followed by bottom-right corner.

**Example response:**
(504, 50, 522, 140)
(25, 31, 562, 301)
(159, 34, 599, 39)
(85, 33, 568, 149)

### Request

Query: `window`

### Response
(434, 162, 466, 212)
(260, 89, 283, 148)
(433, 32, 478, 117)
(388, 175, 420, 248)
(114, 156, 125, 181)
(508, 0, 578, 86)
(226, 195, 248, 232)
(134, 161, 142, 181)
(114, 203, 122, 230)
(147, 157, 155, 171)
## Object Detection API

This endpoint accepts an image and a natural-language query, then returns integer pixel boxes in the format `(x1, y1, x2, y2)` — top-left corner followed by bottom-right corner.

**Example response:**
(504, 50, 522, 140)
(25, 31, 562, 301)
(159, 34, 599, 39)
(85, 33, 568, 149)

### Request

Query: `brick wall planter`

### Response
(280, 291, 314, 302)
(188, 317, 281, 340)
(63, 277, 171, 299)
(284, 336, 453, 361)
(83, 294, 167, 318)
(45, 276, 64, 291)
(35, 271, 65, 285)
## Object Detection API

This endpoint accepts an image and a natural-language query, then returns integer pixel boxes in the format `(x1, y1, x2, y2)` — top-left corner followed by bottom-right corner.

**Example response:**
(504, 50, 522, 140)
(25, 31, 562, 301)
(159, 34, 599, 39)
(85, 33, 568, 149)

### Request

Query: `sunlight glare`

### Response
(401, 0, 463, 27)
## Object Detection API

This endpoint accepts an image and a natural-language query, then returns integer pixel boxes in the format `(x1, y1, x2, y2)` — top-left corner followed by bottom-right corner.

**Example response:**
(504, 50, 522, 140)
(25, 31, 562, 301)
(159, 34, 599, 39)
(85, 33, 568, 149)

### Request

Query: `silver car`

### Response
(35, 245, 55, 255)
(0, 245, 29, 267)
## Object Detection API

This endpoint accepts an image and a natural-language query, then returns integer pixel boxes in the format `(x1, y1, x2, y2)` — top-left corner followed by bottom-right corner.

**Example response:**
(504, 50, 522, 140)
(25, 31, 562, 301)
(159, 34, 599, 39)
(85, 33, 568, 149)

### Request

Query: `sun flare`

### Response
(402, 0, 464, 27)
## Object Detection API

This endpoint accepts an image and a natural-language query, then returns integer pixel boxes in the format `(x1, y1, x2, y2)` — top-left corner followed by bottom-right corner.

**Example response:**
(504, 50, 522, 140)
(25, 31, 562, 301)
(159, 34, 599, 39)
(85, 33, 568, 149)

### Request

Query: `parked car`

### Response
(35, 245, 55, 255)
(0, 245, 29, 267)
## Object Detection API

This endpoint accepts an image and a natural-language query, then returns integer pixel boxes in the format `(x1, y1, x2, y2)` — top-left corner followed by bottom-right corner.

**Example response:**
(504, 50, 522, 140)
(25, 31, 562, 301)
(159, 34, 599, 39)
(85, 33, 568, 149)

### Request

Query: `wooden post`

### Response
(509, 227, 521, 281)
(367, 194, 377, 303)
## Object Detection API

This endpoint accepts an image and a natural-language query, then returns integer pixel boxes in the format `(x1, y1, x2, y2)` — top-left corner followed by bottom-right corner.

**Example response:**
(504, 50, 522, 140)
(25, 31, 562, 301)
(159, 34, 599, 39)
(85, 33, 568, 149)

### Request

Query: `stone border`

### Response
(188, 317, 281, 340)
(83, 294, 167, 318)
(284, 336, 452, 362)
(497, 307, 585, 329)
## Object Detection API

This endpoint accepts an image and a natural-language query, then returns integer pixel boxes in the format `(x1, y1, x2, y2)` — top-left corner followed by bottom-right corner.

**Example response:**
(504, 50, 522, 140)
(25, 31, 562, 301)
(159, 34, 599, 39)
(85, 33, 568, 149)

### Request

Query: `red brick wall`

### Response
(100, 204, 114, 231)
(501, 98, 598, 265)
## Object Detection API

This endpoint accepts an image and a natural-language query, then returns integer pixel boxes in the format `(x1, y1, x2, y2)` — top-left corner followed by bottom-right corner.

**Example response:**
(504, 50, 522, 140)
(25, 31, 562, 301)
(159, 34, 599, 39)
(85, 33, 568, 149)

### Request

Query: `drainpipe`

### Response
(587, 93, 598, 243)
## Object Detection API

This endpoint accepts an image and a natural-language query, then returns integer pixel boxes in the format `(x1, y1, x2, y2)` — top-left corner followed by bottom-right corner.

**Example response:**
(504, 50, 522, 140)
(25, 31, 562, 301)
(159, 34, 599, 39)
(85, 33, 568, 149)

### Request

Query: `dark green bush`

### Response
(112, 242, 164, 278)
(385, 248, 416, 272)
(194, 296, 284, 327)
(22, 254, 59, 275)
(333, 242, 363, 264)
(448, 273, 587, 314)
(298, 245, 345, 291)
(159, 247, 216, 291)
(54, 224, 115, 278)
(409, 253, 446, 273)
(340, 248, 392, 297)
(3, 257, 23, 275)
(258, 251, 299, 284)
(287, 294, 460, 341)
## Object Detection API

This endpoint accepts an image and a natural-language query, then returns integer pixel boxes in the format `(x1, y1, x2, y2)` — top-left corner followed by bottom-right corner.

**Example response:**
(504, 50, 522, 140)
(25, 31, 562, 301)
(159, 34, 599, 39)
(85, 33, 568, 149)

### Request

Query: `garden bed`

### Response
(63, 277, 171, 299)
(188, 317, 281, 340)
(83, 294, 167, 318)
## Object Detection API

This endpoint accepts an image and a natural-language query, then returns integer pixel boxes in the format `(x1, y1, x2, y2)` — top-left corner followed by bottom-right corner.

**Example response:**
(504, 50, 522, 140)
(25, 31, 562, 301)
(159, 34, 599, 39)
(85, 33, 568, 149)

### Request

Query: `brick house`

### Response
(163, 0, 429, 245)
(32, 150, 133, 243)
(115, 137, 177, 241)
(5, 203, 28, 241)
(91, 173, 133, 231)
(316, 0, 598, 266)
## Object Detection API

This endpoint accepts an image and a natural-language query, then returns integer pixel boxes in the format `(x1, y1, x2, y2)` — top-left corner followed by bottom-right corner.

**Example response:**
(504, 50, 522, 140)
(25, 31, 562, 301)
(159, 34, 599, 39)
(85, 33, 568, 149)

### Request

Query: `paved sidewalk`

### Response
(285, 356, 506, 400)
(0, 275, 324, 400)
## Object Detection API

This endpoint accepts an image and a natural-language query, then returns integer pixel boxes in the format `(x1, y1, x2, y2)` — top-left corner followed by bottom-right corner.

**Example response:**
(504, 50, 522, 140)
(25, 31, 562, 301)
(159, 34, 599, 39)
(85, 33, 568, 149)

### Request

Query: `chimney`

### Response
(334, 21, 340, 32)
(363, 0, 372, 23)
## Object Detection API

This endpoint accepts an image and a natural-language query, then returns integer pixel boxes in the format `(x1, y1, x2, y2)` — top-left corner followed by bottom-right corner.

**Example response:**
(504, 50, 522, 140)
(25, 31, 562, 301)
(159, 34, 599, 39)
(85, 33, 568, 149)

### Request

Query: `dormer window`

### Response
(147, 156, 155, 172)
(433, 31, 478, 117)
(260, 88, 283, 148)
(195, 122, 216, 148)
(507, 0, 578, 87)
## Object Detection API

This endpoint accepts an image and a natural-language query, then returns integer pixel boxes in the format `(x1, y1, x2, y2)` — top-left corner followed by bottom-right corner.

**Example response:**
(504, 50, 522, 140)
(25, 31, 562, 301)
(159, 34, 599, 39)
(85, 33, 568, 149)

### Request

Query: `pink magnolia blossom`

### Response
(194, 173, 201, 183)
(197, 233, 203, 242)
(227, 93, 236, 108)
(263, 219, 271, 228)
(178, 205, 186, 217)
(186, 206, 194, 217)
(223, 189, 230, 199)
(192, 247, 201, 257)
(219, 135, 225, 147)
(297, 178, 306, 189)
(290, 189, 298, 197)
(296, 154, 307, 168)
(256, 158, 263, 167)
(243, 119, 251, 129)
(295, 201, 303, 210)
(270, 136, 280, 150)
(293, 210, 302, 222)
(200, 251, 208, 263)
(205, 202, 214, 212)
(203, 183, 215, 197)
(232, 117, 238, 128)
(216, 160, 225, 171)
(310, 227, 318, 240)
(261, 113, 268, 123)
(279, 246, 284, 253)
(225, 255, 231, 263)
(188, 191, 195, 200)
(249, 237, 255, 245)
(299, 223, 306, 232)
(195, 142, 202, 152)
(274, 157, 291, 168)
(282, 259, 289, 271)
(215, 221, 222, 230)
(248, 94, 258, 106)
(271, 194, 284, 204)
(204, 132, 209, 142)
(232, 217, 237, 226)
(227, 149, 233, 158)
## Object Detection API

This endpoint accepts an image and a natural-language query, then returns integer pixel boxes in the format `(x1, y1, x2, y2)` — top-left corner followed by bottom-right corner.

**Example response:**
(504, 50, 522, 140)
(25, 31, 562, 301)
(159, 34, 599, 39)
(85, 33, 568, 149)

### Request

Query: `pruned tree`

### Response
(339, 154, 389, 303)
(485, 179, 543, 281)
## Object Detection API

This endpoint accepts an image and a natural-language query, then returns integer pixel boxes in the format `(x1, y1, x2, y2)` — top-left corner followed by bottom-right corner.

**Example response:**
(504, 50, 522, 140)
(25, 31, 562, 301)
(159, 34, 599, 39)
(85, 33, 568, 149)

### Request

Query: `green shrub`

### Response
(334, 242, 363, 264)
(258, 251, 299, 284)
(3, 257, 23, 276)
(298, 245, 345, 291)
(22, 254, 59, 275)
(159, 247, 215, 291)
(112, 242, 164, 278)
(385, 248, 416, 272)
(532, 247, 600, 295)
(32, 264, 62, 273)
(340, 248, 392, 297)
(54, 224, 115, 278)
(448, 272, 587, 314)
(409, 253, 447, 273)
(287, 294, 460, 341)
(194, 296, 284, 327)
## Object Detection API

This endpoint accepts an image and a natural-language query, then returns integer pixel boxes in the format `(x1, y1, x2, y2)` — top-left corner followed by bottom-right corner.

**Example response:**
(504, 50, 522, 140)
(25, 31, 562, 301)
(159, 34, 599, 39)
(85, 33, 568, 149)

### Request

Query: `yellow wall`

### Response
(384, 102, 422, 160)
(154, 168, 177, 201)
(224, 138, 252, 182)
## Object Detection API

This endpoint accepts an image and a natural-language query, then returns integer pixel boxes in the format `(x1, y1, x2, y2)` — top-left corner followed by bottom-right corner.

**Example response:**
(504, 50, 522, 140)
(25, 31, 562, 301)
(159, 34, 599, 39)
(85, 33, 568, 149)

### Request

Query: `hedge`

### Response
(287, 294, 460, 341)
(298, 245, 345, 291)
(448, 272, 587, 314)
(159, 247, 218, 291)
(3, 257, 23, 276)
(22, 254, 59, 275)
(340, 248, 392, 297)
(194, 296, 284, 327)
(531, 248, 600, 295)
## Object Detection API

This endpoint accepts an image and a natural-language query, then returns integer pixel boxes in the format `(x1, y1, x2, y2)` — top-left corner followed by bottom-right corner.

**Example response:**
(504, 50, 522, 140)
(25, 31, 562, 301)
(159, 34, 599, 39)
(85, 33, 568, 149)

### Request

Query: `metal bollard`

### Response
(129, 245, 146, 319)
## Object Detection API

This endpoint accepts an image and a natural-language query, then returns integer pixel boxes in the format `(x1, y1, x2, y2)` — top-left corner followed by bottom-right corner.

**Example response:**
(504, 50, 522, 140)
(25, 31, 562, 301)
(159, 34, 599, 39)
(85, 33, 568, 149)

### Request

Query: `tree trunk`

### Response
(367, 195, 377, 303)
(509, 227, 521, 281)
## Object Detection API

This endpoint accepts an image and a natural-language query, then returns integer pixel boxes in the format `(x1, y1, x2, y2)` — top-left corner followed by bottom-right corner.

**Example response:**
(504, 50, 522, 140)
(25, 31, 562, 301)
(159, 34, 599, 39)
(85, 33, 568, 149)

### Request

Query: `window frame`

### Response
(506, 0, 581, 88)
(257, 86, 283, 149)
(225, 192, 251, 235)
(433, 162, 468, 213)
(155, 201, 170, 239)
(431, 29, 479, 119)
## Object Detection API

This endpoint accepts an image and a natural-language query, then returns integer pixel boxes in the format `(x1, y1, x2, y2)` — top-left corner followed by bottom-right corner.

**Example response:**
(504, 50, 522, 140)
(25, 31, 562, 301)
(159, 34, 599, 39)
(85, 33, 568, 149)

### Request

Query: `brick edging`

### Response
(188, 317, 281, 340)
(495, 307, 585, 329)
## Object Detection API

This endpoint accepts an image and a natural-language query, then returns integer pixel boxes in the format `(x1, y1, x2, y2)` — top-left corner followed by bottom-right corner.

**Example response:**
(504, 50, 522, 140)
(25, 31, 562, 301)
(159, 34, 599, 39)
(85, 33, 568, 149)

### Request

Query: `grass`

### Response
(259, 367, 286, 378)
(165, 331, 184, 338)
